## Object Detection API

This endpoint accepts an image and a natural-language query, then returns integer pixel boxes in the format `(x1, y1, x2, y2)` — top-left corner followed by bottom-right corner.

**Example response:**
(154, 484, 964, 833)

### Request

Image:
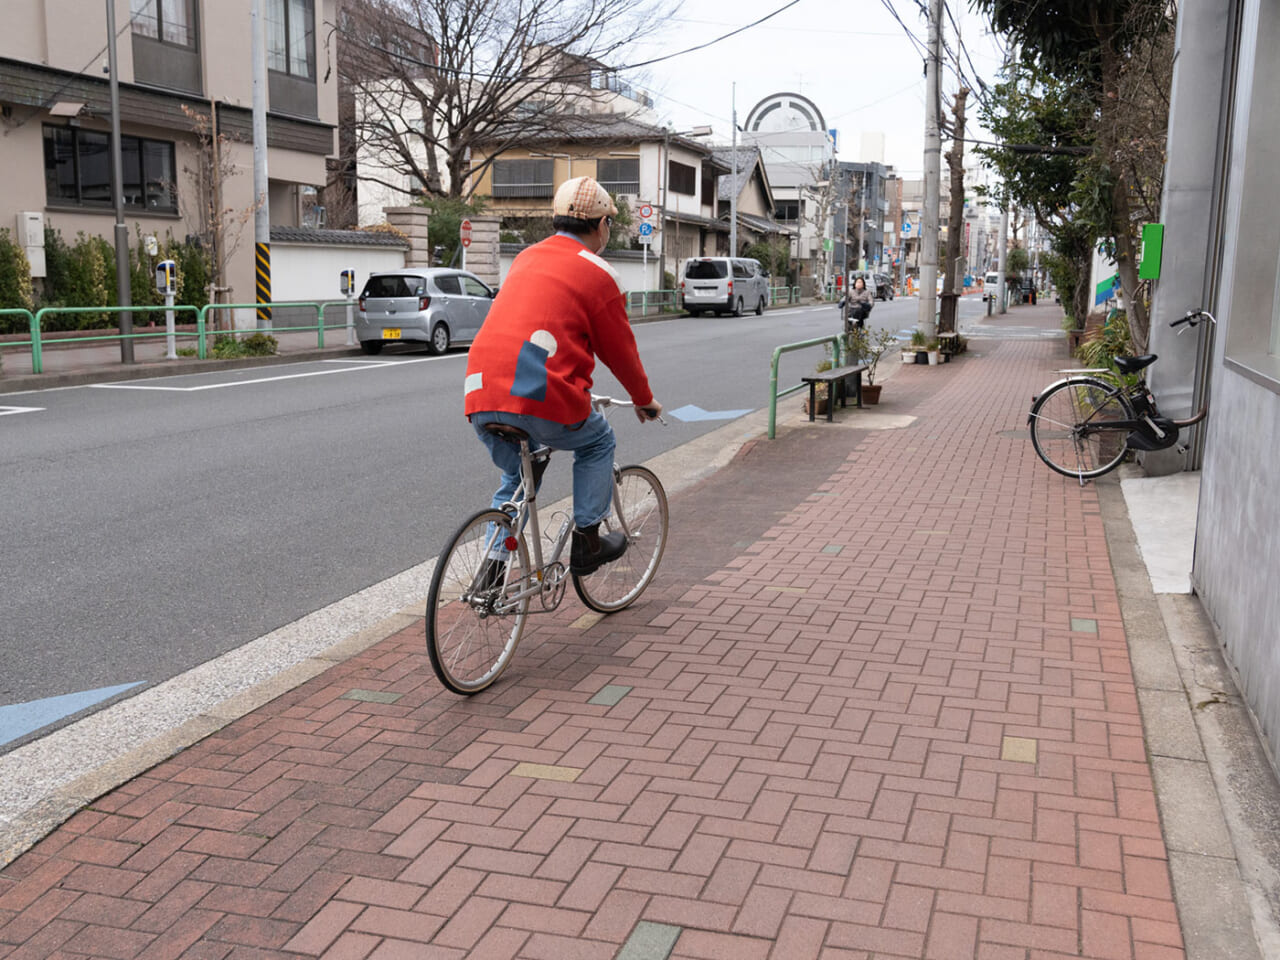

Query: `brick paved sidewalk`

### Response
(0, 336, 1183, 959)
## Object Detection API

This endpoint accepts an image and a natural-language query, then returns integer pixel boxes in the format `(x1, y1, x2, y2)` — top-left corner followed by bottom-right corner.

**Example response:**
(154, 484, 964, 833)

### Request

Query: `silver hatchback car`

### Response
(356, 269, 495, 355)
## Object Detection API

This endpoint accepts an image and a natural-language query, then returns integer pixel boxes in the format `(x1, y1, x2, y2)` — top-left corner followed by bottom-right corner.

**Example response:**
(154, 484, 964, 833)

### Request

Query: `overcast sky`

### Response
(622, 0, 1009, 178)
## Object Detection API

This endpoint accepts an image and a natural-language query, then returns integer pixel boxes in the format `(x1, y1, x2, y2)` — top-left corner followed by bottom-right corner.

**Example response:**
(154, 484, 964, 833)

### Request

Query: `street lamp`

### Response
(659, 125, 712, 293)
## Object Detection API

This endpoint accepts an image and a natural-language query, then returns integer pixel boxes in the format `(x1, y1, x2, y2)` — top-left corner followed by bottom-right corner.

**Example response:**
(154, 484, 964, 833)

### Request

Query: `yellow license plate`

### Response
(382, 328, 401, 339)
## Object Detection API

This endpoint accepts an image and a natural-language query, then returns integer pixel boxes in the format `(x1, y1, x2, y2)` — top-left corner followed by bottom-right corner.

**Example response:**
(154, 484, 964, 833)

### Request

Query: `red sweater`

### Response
(464, 235, 654, 424)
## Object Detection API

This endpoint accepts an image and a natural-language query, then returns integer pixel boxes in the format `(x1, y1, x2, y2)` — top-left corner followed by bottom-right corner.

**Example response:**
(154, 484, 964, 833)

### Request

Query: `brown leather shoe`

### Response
(570, 523, 627, 575)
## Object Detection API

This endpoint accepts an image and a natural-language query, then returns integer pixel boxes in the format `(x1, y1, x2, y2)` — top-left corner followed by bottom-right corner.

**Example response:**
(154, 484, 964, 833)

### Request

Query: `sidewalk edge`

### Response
(1097, 477, 1275, 960)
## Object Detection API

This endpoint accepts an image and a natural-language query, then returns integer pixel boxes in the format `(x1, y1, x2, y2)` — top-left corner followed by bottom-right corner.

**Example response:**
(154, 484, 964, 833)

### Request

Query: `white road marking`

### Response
(0, 406, 44, 416)
(88, 354, 456, 392)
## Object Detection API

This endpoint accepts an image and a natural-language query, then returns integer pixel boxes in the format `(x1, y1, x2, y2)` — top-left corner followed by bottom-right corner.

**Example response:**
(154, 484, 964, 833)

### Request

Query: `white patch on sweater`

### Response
(530, 329, 558, 356)
(577, 248, 626, 295)
(464, 372, 483, 394)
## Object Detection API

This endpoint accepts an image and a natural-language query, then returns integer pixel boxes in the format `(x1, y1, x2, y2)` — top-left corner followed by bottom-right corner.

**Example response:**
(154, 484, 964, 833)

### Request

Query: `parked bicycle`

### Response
(1027, 309, 1216, 483)
(426, 395, 669, 694)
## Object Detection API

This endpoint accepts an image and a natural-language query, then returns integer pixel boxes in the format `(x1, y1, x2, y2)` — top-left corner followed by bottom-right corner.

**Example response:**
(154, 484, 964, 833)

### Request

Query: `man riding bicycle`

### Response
(464, 176, 664, 576)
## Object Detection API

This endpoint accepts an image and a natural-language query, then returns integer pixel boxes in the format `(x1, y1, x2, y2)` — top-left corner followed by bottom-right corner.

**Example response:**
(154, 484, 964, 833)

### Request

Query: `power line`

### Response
(617, 1, 805, 71)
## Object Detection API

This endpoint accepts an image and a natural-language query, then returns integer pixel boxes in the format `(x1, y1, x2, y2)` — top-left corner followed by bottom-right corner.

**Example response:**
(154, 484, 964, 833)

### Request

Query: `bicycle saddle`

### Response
(1113, 354, 1157, 374)
(482, 422, 532, 443)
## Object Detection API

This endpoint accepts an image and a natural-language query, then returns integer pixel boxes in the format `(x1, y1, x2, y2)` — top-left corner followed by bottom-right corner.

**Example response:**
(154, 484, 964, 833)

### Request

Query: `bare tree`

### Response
(181, 105, 262, 310)
(331, 0, 673, 203)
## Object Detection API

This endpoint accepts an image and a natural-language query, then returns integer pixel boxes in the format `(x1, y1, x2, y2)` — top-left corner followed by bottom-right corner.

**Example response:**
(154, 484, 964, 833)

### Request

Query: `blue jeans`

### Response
(470, 410, 616, 529)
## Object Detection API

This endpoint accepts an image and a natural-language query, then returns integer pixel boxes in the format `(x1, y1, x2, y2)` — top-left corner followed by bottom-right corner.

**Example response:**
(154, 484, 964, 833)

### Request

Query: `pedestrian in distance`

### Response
(464, 175, 664, 576)
(841, 275, 874, 329)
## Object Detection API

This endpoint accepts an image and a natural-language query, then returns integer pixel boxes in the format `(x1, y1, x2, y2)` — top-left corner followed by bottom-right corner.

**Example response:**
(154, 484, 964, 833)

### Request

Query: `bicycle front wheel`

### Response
(1028, 377, 1135, 480)
(426, 509, 530, 695)
(573, 465, 669, 613)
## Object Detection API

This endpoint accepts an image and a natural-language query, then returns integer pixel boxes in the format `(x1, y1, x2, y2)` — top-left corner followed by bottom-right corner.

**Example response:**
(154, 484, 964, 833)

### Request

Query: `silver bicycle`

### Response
(426, 396, 669, 694)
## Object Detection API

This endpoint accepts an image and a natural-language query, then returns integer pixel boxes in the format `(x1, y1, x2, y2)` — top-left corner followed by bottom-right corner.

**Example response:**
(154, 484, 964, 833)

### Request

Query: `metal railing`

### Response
(0, 309, 36, 374)
(3, 300, 353, 374)
(195, 301, 350, 358)
(25, 305, 203, 374)
(626, 289, 682, 316)
(769, 286, 802, 305)
(767, 333, 846, 439)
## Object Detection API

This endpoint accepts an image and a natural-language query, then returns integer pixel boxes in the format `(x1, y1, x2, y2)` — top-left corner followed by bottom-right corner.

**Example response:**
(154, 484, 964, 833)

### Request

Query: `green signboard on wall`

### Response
(1139, 223, 1165, 280)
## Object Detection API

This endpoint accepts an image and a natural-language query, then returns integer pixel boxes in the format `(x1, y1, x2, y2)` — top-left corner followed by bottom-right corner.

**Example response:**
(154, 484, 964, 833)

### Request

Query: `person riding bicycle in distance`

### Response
(464, 175, 664, 575)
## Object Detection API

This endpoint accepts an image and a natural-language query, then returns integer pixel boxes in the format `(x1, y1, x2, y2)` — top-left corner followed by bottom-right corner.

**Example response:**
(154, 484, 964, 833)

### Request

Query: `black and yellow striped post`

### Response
(255, 242, 271, 327)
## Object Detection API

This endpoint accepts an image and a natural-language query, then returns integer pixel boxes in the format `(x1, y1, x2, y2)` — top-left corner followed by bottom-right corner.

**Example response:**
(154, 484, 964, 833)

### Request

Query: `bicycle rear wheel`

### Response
(1028, 377, 1135, 480)
(427, 509, 530, 694)
(573, 465, 668, 613)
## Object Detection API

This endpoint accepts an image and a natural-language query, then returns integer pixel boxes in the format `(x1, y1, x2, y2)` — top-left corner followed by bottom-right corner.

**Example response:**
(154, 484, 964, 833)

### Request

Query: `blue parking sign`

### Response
(638, 223, 653, 236)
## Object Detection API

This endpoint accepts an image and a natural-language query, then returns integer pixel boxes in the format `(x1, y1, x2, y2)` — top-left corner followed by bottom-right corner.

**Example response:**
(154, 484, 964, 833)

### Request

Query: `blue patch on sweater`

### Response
(511, 341, 549, 402)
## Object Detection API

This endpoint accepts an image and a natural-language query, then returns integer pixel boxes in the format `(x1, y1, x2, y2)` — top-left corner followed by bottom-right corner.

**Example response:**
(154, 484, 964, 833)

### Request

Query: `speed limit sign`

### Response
(638, 203, 654, 220)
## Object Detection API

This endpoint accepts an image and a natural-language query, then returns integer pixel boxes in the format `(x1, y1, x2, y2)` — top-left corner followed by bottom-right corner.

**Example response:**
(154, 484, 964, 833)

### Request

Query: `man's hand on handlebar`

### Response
(636, 401, 664, 423)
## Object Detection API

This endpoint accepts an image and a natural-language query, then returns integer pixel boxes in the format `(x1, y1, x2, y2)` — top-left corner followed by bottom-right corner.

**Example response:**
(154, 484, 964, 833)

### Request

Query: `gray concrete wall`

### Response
(1192, 0, 1280, 766)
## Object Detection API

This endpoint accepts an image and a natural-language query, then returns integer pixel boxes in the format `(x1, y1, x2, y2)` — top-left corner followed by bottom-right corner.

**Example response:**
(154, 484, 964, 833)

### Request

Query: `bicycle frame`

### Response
(471, 397, 655, 612)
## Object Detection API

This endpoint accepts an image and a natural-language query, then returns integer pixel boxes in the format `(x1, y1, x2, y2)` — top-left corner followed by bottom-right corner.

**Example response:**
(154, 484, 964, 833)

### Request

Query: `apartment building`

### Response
(471, 114, 727, 288)
(1, 0, 338, 307)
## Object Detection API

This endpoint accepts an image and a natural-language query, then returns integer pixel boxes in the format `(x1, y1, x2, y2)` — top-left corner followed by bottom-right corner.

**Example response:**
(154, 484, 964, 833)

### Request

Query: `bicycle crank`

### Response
(540, 562, 568, 610)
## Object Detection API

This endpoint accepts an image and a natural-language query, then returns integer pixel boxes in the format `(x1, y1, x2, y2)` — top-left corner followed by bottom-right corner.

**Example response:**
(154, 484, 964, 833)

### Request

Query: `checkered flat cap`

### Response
(552, 176, 618, 218)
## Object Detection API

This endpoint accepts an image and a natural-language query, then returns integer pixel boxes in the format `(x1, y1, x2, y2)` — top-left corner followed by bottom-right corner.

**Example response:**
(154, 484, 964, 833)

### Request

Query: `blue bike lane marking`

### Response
(0, 682, 144, 748)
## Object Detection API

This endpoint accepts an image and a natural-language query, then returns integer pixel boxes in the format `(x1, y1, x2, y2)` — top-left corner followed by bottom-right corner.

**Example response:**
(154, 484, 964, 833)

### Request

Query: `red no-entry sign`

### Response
(460, 219, 473, 248)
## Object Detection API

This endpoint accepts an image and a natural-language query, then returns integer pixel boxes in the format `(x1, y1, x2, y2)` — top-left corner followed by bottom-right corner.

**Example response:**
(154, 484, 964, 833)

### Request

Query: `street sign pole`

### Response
(460, 218, 472, 271)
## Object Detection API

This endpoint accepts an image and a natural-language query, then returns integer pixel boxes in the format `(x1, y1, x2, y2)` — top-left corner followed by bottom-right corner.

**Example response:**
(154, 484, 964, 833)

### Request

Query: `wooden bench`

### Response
(800, 364, 869, 422)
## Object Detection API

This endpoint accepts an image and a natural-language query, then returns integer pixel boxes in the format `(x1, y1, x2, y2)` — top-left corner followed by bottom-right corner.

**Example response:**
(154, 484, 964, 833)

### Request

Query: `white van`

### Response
(680, 257, 770, 317)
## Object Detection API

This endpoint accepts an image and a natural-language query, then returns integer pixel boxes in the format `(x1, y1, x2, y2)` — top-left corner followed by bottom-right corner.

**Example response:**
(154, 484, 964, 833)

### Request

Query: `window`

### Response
(433, 275, 461, 295)
(776, 200, 799, 222)
(43, 125, 176, 212)
(267, 0, 314, 79)
(462, 276, 492, 297)
(668, 160, 696, 196)
(596, 158, 639, 194)
(491, 158, 554, 198)
(684, 260, 727, 280)
(130, 0, 194, 47)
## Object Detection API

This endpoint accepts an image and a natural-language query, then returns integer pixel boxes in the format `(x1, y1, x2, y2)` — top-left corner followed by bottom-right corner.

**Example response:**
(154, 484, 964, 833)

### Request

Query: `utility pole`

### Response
(729, 83, 738, 257)
(252, 0, 271, 329)
(106, 0, 133, 363)
(659, 128, 669, 290)
(855, 170, 866, 271)
(917, 0, 943, 339)
(941, 86, 969, 334)
(996, 46, 1017, 315)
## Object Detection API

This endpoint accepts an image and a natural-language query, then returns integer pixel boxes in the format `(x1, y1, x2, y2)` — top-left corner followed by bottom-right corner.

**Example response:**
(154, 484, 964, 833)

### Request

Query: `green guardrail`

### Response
(768, 286, 802, 306)
(767, 333, 845, 440)
(3, 300, 356, 374)
(196, 301, 350, 359)
(0, 309, 36, 374)
(626, 289, 682, 315)
(26, 305, 203, 374)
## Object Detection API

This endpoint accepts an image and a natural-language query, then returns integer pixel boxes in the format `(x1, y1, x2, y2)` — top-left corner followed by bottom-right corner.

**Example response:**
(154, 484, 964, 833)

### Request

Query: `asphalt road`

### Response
(0, 297, 983, 748)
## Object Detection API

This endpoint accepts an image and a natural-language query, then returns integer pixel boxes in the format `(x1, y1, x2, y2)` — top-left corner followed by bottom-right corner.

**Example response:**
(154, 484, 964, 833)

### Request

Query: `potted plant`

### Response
(906, 330, 929, 364)
(846, 327, 897, 404)
(903, 329, 924, 364)
(926, 338, 941, 365)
